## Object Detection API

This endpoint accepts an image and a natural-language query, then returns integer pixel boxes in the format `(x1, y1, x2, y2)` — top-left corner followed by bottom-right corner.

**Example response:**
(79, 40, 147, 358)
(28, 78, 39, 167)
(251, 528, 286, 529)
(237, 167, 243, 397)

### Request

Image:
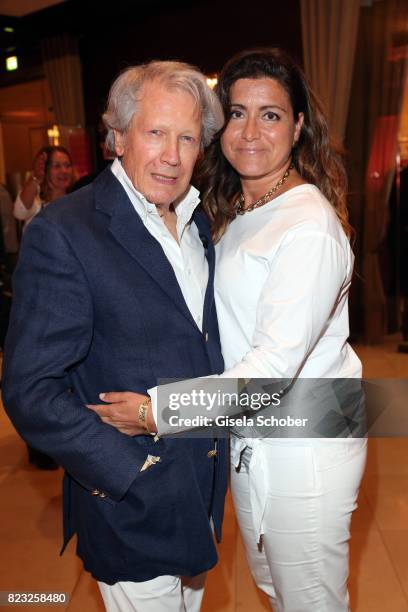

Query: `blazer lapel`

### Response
(93, 168, 199, 330)
(193, 210, 215, 331)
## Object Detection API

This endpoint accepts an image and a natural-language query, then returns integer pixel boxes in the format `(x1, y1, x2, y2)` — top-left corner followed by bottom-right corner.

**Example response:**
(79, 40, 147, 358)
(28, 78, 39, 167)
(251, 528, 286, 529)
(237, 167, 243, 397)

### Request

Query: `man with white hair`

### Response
(3, 61, 227, 611)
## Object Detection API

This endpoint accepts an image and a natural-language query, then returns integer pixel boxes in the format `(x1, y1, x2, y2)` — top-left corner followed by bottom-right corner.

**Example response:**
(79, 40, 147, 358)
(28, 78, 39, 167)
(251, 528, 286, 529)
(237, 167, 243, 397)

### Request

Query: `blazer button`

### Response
(205, 332, 209, 342)
(91, 489, 100, 496)
(207, 449, 217, 458)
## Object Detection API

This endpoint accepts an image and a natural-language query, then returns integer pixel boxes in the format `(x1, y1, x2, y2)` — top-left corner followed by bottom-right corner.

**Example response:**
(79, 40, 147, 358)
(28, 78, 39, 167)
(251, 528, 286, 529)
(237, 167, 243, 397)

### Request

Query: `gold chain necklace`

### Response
(235, 164, 294, 215)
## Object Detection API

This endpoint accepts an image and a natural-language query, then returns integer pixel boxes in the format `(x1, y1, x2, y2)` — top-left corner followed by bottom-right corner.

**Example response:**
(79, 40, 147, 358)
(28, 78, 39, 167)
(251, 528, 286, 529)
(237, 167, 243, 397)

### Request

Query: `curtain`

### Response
(41, 34, 85, 128)
(346, 0, 408, 343)
(300, 0, 360, 142)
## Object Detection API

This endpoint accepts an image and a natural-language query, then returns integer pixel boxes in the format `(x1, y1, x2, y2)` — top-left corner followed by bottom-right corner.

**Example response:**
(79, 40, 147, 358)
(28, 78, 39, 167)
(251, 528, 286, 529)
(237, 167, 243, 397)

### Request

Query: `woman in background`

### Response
(198, 47, 367, 611)
(13, 145, 74, 469)
(14, 145, 74, 228)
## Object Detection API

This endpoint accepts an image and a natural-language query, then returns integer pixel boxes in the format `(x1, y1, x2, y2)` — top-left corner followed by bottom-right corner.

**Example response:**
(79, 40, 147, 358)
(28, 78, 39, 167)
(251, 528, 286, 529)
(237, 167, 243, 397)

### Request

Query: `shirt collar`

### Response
(110, 158, 200, 227)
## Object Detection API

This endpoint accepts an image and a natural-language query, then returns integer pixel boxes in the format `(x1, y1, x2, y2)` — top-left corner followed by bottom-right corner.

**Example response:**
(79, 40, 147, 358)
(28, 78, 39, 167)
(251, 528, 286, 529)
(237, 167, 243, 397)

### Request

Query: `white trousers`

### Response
(231, 438, 367, 612)
(98, 572, 206, 612)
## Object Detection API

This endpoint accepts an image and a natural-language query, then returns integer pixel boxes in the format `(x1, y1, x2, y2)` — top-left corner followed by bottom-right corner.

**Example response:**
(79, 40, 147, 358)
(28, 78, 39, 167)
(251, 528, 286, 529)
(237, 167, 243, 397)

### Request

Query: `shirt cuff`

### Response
(147, 385, 159, 433)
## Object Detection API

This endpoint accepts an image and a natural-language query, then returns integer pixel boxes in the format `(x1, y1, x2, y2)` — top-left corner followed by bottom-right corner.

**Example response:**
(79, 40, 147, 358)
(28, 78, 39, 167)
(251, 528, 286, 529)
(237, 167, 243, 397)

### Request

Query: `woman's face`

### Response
(47, 151, 73, 193)
(221, 77, 303, 184)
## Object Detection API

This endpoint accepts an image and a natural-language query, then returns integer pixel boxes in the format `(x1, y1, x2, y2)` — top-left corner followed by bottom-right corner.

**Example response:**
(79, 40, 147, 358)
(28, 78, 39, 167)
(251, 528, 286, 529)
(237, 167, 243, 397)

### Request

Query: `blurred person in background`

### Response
(13, 145, 74, 469)
(14, 145, 74, 228)
(0, 183, 18, 267)
(0, 184, 18, 352)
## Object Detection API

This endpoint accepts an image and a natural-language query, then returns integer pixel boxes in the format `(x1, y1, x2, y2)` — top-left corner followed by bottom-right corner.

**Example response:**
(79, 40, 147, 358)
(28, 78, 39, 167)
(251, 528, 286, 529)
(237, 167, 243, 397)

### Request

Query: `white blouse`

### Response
(14, 192, 42, 228)
(215, 184, 361, 380)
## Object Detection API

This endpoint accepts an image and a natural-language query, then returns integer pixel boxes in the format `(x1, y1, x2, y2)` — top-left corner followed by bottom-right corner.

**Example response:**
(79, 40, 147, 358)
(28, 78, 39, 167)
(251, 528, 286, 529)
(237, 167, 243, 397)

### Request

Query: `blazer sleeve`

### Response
(2, 214, 148, 501)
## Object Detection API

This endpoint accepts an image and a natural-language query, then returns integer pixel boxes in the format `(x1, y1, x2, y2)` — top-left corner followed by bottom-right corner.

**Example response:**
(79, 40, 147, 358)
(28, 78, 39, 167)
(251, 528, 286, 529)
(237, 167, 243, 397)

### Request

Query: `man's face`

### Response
(114, 80, 202, 206)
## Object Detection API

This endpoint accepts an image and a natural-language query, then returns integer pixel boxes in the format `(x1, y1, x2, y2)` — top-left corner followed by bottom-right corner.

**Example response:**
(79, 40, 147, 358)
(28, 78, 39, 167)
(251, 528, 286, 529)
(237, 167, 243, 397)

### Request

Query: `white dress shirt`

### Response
(110, 158, 208, 331)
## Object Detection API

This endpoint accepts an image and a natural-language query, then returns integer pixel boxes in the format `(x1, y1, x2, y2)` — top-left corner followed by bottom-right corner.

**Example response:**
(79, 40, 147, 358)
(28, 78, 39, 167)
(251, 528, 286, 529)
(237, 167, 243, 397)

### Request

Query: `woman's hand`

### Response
(18, 152, 48, 211)
(87, 391, 157, 436)
(32, 151, 47, 184)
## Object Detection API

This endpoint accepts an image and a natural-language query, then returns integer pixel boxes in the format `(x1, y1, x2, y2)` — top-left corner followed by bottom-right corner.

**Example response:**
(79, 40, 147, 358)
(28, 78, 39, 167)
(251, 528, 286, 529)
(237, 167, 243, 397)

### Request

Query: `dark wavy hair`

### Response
(197, 47, 351, 241)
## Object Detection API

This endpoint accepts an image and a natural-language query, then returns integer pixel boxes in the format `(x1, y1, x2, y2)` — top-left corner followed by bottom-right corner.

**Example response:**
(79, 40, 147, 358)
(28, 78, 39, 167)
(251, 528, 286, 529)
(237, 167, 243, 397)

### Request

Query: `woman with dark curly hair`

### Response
(198, 48, 366, 611)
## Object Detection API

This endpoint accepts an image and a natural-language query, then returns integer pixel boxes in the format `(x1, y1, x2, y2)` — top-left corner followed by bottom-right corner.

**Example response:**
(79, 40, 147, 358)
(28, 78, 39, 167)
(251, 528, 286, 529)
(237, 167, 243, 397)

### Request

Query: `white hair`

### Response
(103, 61, 224, 153)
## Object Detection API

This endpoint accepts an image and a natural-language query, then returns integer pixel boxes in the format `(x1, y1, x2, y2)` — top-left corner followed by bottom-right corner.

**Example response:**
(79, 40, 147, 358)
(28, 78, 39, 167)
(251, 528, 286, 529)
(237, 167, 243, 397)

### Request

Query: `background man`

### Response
(3, 61, 226, 612)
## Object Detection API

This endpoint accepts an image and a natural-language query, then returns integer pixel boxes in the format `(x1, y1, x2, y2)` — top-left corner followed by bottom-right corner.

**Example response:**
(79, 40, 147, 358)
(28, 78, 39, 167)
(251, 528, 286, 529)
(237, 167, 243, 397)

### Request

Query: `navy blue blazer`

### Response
(3, 168, 227, 584)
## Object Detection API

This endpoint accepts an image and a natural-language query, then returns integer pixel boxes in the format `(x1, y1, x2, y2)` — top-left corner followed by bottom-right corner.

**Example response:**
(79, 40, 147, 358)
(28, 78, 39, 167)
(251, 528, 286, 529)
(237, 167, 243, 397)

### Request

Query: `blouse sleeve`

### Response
(13, 192, 41, 222)
(219, 229, 349, 379)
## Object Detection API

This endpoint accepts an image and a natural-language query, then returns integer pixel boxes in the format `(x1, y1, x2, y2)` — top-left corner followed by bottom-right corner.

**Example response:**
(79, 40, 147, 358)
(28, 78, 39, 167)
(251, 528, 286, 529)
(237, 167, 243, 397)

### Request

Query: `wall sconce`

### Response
(47, 124, 60, 146)
(6, 56, 18, 71)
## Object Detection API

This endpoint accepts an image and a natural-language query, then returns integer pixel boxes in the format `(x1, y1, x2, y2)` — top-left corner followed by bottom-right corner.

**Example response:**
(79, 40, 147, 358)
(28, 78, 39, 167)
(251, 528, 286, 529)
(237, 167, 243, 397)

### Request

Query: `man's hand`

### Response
(87, 391, 157, 436)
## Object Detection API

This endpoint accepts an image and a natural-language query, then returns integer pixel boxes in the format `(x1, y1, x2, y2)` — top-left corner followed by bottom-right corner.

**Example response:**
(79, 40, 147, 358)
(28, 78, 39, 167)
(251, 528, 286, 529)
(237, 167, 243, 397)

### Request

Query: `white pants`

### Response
(98, 572, 206, 612)
(231, 438, 367, 612)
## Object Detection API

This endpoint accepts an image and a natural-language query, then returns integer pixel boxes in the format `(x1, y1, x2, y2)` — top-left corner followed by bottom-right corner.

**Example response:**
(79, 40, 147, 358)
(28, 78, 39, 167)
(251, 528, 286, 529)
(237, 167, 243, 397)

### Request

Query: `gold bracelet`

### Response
(138, 397, 151, 431)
